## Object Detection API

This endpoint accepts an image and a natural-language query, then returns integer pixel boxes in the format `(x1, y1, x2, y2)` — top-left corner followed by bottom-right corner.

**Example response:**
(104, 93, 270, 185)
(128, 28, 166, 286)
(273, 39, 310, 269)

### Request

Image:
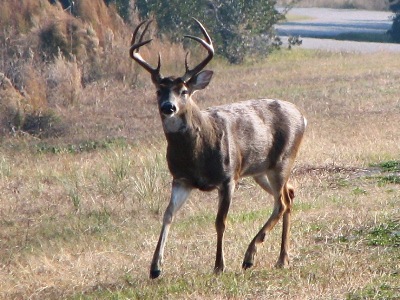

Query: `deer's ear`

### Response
(187, 70, 213, 92)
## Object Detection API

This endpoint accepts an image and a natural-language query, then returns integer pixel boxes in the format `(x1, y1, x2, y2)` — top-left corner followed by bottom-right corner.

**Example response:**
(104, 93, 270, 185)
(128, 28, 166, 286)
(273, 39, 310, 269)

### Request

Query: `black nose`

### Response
(160, 102, 177, 115)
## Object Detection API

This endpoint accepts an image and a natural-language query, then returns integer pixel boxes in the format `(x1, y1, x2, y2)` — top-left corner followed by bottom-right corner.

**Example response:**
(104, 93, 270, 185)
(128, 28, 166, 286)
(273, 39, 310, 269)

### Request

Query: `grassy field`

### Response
(0, 49, 399, 299)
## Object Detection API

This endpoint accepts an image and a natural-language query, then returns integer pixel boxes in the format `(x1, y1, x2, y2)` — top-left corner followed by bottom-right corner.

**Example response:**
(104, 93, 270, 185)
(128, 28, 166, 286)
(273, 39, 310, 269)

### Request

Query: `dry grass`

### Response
(0, 0, 190, 140)
(0, 49, 399, 299)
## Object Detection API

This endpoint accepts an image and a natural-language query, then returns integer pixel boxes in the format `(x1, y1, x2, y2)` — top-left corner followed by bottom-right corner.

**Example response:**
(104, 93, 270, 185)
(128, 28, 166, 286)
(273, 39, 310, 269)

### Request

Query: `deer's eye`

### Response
(156, 90, 161, 96)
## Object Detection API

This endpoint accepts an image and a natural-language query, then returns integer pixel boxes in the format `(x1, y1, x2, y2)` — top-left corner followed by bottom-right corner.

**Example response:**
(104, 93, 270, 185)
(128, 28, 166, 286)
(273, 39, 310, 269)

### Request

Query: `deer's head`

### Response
(129, 19, 214, 119)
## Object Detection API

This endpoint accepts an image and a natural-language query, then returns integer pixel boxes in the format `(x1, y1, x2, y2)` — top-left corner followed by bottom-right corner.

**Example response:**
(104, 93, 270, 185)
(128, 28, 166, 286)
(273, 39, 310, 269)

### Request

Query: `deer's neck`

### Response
(163, 100, 217, 146)
(163, 101, 227, 190)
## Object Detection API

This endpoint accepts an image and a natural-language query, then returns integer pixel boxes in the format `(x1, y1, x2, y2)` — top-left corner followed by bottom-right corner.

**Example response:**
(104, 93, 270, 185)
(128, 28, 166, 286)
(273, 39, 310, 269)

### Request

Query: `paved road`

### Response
(275, 8, 400, 53)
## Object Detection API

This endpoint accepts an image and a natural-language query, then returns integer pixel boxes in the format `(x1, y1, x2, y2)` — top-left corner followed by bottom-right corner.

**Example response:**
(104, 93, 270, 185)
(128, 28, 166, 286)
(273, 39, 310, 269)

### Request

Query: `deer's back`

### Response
(205, 99, 306, 177)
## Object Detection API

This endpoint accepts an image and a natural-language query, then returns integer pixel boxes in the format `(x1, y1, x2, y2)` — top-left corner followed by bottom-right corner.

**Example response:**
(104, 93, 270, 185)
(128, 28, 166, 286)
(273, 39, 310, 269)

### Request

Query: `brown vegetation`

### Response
(0, 0, 186, 140)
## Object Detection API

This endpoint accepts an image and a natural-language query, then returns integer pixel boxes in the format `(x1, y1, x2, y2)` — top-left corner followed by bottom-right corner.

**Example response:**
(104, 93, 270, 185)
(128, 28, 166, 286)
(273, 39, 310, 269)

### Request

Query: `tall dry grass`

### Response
(45, 55, 82, 107)
(0, 49, 399, 299)
(0, 0, 189, 138)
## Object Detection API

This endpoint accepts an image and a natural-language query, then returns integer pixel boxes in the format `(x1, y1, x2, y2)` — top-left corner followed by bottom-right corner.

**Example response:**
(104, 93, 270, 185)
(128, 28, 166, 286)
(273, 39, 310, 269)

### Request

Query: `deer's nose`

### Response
(160, 102, 177, 115)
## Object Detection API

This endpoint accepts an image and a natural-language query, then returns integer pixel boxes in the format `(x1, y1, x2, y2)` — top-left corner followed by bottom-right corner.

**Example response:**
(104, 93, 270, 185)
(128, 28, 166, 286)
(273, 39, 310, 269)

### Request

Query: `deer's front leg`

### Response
(214, 180, 235, 274)
(150, 180, 191, 279)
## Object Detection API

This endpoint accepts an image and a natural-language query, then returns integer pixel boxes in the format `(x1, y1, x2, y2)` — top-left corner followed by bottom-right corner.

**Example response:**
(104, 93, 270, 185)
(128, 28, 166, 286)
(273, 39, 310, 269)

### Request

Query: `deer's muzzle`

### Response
(160, 102, 177, 116)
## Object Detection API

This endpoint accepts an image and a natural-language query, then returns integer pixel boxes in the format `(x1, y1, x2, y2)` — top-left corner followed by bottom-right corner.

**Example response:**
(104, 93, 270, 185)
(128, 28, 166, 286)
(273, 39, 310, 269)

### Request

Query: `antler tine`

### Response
(129, 20, 161, 83)
(184, 52, 190, 73)
(129, 20, 151, 58)
(182, 18, 214, 83)
(139, 20, 153, 43)
(191, 17, 212, 44)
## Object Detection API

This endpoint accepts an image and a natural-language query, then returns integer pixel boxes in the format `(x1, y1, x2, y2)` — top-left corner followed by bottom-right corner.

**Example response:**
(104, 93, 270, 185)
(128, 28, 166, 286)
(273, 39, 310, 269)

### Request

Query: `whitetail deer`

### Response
(130, 19, 307, 279)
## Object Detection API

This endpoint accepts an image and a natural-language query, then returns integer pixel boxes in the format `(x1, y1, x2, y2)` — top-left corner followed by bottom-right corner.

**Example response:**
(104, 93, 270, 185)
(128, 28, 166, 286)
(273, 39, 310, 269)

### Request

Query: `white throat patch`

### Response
(162, 115, 186, 133)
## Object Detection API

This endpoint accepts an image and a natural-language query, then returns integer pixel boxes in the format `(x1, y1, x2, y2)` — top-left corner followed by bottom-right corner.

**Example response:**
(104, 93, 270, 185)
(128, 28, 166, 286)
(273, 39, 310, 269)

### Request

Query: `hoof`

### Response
(242, 261, 253, 270)
(275, 259, 289, 269)
(150, 269, 161, 279)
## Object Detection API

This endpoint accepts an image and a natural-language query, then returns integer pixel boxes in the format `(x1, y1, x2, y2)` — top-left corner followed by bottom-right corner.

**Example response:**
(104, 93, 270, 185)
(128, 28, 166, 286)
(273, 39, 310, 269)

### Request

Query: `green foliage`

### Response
(373, 160, 400, 172)
(352, 187, 367, 195)
(366, 220, 400, 247)
(377, 175, 400, 185)
(369, 160, 400, 185)
(135, 0, 283, 64)
(104, 0, 131, 22)
(347, 283, 400, 300)
(49, 0, 72, 10)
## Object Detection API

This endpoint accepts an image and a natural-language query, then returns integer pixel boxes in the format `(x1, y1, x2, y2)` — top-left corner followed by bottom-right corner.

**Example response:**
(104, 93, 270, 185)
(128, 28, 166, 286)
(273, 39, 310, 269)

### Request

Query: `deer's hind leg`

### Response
(242, 170, 293, 270)
(253, 175, 274, 195)
(276, 182, 293, 268)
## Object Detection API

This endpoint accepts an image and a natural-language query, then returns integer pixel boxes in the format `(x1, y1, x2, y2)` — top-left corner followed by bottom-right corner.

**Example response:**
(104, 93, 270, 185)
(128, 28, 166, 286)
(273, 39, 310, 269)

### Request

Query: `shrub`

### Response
(22, 65, 48, 110)
(388, 0, 400, 42)
(1, 72, 65, 138)
(21, 111, 64, 137)
(104, 0, 132, 22)
(46, 55, 82, 107)
(135, 0, 283, 64)
(38, 18, 88, 61)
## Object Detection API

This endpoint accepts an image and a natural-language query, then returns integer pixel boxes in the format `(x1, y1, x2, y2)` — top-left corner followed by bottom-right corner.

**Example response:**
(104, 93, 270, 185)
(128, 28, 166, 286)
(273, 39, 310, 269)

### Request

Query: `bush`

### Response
(38, 18, 88, 61)
(388, 0, 400, 42)
(389, 14, 400, 42)
(104, 0, 132, 22)
(135, 0, 283, 64)
(46, 55, 82, 107)
(1, 72, 65, 138)
(21, 111, 65, 138)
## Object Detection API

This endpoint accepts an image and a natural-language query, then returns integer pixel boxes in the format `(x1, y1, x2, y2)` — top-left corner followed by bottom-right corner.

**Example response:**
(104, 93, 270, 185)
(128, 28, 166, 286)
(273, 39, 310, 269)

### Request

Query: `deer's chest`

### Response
(162, 116, 186, 133)
(166, 140, 229, 191)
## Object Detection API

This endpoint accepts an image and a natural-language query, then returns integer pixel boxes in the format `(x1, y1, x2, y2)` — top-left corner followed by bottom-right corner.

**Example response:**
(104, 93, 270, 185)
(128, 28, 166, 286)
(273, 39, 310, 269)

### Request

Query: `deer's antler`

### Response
(181, 18, 214, 83)
(129, 20, 162, 83)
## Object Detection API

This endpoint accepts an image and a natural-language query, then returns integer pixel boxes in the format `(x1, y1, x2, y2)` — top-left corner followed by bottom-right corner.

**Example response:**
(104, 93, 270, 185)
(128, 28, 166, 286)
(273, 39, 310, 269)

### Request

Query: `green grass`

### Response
(347, 280, 400, 300)
(283, 14, 315, 22)
(372, 160, 400, 173)
(377, 175, 400, 185)
(366, 220, 400, 247)
(367, 160, 400, 185)
(70, 272, 272, 299)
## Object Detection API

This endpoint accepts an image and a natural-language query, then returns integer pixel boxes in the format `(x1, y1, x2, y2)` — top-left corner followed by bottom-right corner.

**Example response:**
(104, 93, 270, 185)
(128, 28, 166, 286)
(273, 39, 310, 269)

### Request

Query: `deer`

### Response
(129, 18, 307, 279)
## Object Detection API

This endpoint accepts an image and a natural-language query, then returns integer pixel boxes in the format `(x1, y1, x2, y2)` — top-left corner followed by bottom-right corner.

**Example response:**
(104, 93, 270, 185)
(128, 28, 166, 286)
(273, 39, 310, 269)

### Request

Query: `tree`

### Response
(388, 0, 400, 42)
(135, 0, 283, 64)
(104, 0, 132, 22)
